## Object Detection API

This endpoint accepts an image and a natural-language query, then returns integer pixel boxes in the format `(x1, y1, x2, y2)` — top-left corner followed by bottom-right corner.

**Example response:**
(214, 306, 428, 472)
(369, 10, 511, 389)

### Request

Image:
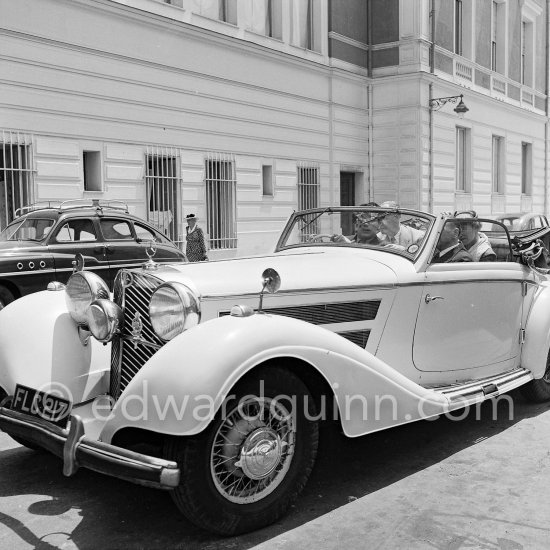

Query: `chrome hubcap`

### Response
(234, 428, 282, 480)
(210, 396, 295, 504)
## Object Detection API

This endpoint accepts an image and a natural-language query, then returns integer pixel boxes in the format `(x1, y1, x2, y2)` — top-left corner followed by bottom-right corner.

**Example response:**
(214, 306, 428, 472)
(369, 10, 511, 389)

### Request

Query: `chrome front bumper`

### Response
(0, 406, 180, 489)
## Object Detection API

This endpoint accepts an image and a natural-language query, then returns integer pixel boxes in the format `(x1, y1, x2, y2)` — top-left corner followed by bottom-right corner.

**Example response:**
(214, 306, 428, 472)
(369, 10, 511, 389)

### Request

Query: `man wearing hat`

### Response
(185, 214, 208, 262)
(432, 219, 473, 263)
(455, 211, 497, 262)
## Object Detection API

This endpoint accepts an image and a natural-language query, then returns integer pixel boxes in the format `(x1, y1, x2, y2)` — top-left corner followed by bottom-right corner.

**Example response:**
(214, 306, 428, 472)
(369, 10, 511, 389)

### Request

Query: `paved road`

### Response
(1, 390, 549, 549)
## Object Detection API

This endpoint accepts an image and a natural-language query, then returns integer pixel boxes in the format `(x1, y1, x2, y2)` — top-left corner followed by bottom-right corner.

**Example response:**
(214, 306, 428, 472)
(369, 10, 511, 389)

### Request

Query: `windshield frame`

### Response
(275, 206, 436, 261)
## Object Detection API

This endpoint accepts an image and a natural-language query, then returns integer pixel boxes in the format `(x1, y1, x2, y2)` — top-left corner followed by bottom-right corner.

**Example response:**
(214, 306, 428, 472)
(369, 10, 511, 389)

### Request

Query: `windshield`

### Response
(0, 217, 56, 242)
(277, 207, 434, 259)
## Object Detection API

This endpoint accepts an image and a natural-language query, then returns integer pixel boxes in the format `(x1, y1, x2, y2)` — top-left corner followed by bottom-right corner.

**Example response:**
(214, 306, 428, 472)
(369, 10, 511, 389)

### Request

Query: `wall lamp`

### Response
(429, 94, 469, 115)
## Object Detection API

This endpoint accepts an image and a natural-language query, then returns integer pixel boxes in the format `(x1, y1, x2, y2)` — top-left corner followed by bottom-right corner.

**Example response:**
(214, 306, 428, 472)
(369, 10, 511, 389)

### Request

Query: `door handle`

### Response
(425, 294, 444, 304)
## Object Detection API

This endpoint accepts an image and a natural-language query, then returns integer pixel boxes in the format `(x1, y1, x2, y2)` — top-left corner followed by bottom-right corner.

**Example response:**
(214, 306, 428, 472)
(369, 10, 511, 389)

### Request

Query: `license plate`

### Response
(11, 384, 72, 428)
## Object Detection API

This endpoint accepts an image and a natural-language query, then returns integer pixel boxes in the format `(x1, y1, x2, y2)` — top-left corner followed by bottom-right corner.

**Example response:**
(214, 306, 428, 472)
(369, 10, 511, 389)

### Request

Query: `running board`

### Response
(431, 368, 533, 405)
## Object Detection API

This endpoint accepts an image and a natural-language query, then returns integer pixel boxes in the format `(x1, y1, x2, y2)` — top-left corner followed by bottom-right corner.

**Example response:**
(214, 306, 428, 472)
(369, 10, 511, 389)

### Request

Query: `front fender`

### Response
(522, 281, 550, 378)
(101, 314, 448, 442)
(0, 289, 110, 403)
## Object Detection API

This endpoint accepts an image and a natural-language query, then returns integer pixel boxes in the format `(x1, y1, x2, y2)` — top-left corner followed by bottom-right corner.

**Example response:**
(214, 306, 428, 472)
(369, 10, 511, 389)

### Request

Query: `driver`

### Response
(333, 209, 404, 250)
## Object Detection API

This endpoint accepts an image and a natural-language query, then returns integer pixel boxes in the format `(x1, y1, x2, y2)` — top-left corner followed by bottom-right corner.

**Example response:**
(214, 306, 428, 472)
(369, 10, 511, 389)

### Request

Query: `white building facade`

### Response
(1, 0, 548, 257)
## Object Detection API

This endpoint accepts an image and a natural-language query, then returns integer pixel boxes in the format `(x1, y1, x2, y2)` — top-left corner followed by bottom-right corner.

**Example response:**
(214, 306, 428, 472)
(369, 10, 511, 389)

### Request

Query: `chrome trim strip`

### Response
(203, 277, 536, 300)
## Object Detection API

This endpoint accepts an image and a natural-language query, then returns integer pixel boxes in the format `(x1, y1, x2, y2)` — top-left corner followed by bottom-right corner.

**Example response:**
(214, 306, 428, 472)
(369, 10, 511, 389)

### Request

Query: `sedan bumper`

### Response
(0, 405, 180, 489)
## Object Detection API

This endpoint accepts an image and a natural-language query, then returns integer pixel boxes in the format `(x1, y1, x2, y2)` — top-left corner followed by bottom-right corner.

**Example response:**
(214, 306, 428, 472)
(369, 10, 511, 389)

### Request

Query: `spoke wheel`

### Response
(164, 366, 319, 535)
(211, 395, 295, 504)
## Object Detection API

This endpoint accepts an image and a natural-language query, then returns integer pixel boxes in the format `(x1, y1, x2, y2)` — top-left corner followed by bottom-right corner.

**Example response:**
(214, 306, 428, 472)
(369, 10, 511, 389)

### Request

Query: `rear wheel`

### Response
(164, 366, 319, 535)
(521, 351, 550, 403)
(0, 286, 15, 311)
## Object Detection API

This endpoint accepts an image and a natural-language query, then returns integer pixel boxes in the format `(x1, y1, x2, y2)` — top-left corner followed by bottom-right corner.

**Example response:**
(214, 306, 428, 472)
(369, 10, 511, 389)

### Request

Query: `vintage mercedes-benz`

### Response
(1, 205, 550, 535)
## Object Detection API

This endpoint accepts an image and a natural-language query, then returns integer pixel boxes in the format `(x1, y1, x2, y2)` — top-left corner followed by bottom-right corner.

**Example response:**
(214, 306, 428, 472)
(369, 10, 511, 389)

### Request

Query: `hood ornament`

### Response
(143, 240, 159, 271)
(130, 311, 143, 348)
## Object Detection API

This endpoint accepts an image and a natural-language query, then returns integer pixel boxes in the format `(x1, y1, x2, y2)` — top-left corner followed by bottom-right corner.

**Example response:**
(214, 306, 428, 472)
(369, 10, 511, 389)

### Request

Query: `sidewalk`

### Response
(253, 403, 550, 549)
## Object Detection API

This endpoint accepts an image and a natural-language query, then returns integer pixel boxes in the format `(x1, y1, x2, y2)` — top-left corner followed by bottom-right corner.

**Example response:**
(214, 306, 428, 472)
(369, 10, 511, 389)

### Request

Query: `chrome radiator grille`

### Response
(110, 271, 165, 400)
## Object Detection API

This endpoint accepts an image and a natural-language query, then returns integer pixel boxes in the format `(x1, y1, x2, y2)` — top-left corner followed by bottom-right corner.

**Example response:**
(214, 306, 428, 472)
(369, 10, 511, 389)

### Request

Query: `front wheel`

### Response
(164, 366, 319, 535)
(521, 351, 550, 403)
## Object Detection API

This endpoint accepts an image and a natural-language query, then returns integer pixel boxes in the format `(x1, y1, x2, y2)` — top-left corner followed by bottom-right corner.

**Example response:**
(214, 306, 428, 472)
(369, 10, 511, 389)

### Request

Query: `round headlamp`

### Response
(86, 299, 123, 343)
(149, 283, 200, 341)
(65, 271, 109, 325)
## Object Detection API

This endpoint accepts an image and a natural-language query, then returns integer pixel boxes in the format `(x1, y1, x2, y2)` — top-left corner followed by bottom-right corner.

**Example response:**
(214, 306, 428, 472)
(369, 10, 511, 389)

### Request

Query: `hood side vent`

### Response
(337, 330, 371, 348)
(220, 300, 380, 325)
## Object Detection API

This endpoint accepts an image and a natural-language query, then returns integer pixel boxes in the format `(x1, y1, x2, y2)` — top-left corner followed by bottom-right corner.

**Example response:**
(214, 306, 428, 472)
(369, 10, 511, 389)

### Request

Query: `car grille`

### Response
(110, 270, 164, 400)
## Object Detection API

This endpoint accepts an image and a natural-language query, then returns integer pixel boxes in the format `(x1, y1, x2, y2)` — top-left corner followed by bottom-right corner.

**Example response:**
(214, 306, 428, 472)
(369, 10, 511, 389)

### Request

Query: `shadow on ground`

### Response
(0, 390, 548, 549)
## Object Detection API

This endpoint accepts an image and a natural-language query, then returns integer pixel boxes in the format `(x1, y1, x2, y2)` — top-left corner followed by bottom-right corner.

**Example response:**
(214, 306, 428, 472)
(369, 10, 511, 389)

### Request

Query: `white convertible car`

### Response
(1, 205, 549, 535)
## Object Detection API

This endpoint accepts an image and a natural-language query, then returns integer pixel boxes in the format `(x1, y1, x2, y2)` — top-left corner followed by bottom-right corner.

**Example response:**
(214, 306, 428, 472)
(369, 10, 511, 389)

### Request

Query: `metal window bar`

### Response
(0, 130, 35, 231)
(205, 153, 237, 250)
(297, 163, 320, 241)
(145, 146, 183, 248)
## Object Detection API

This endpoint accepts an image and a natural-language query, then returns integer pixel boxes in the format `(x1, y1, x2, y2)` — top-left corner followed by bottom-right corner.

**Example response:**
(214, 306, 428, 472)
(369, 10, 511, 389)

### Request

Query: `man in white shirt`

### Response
(378, 201, 425, 249)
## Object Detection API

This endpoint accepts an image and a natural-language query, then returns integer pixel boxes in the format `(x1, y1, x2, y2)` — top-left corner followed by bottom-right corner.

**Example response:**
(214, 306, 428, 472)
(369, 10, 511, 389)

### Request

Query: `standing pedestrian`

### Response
(185, 213, 208, 262)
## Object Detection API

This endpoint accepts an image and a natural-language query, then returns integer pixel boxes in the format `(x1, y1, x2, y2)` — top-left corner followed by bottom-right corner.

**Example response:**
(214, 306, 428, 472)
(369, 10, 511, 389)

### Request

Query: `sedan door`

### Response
(48, 218, 109, 285)
(413, 262, 530, 373)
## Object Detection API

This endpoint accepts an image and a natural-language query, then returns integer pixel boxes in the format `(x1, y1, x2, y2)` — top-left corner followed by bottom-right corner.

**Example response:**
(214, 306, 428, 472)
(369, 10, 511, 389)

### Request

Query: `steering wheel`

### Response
(308, 234, 336, 243)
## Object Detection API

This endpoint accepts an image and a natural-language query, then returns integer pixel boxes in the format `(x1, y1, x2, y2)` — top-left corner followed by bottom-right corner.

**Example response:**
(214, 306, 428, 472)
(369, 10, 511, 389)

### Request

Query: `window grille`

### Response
(145, 146, 183, 247)
(297, 163, 320, 240)
(205, 153, 237, 250)
(0, 131, 35, 230)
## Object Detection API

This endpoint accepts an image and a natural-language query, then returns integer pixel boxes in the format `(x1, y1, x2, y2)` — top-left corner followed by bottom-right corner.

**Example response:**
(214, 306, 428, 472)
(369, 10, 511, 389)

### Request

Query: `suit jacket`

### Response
(432, 242, 473, 263)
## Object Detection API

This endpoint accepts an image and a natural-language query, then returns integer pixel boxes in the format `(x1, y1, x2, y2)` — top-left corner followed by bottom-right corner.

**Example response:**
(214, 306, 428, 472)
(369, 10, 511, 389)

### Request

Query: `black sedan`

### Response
(0, 200, 187, 309)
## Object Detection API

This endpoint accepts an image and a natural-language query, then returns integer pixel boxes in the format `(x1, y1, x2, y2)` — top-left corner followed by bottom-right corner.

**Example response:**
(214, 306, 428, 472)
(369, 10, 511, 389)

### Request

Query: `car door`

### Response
(48, 217, 109, 284)
(413, 261, 531, 373)
(96, 218, 147, 287)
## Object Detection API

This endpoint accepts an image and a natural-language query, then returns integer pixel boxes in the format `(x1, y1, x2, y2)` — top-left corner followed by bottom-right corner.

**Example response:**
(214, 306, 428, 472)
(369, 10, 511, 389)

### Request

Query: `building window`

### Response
(521, 20, 534, 86)
(194, 0, 237, 25)
(205, 154, 237, 250)
(247, 0, 282, 39)
(456, 127, 470, 192)
(83, 151, 102, 192)
(262, 164, 273, 196)
(290, 0, 321, 52)
(454, 0, 463, 55)
(0, 133, 34, 230)
(297, 164, 319, 239)
(492, 135, 504, 194)
(521, 142, 532, 195)
(491, 1, 506, 73)
(146, 148, 182, 245)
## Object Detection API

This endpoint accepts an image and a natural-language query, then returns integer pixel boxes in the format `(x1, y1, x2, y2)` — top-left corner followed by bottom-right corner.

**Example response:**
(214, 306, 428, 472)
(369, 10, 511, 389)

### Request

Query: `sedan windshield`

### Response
(277, 207, 434, 259)
(0, 217, 56, 242)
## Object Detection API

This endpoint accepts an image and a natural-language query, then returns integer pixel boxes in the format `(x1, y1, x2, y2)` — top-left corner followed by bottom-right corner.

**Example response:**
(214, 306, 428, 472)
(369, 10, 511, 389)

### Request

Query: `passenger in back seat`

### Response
(455, 211, 497, 262)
